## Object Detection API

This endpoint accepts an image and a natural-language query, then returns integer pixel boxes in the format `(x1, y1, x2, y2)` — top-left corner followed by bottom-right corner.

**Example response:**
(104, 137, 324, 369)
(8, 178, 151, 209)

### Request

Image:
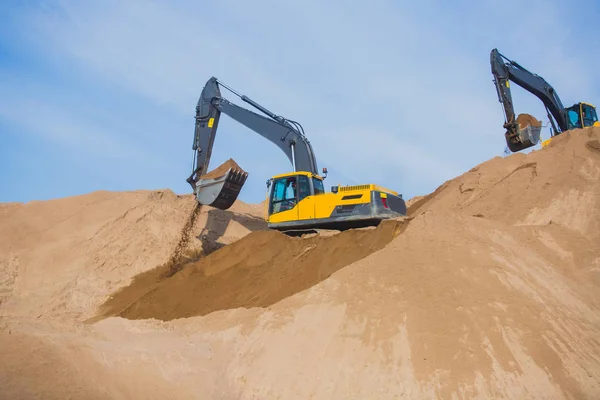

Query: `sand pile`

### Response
(0, 189, 265, 324)
(1, 126, 600, 399)
(409, 126, 600, 240)
(94, 219, 406, 321)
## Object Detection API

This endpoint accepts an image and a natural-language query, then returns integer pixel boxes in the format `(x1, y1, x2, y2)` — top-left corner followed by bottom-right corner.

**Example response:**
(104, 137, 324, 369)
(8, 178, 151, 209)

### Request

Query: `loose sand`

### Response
(517, 113, 542, 129)
(200, 158, 245, 180)
(1, 126, 600, 399)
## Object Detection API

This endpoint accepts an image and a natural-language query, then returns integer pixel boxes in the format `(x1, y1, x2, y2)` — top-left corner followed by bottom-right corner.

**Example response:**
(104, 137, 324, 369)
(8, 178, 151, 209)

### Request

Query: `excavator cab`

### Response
(566, 103, 599, 130)
(266, 170, 326, 217)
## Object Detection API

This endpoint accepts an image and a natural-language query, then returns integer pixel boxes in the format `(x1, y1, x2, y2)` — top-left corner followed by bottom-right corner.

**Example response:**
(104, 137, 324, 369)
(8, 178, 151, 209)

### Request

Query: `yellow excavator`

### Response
(185, 77, 406, 232)
(490, 48, 599, 152)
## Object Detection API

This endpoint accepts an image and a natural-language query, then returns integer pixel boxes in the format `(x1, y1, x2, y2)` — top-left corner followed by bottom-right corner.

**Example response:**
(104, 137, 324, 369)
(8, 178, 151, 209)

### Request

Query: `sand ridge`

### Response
(94, 218, 407, 321)
(409, 126, 600, 241)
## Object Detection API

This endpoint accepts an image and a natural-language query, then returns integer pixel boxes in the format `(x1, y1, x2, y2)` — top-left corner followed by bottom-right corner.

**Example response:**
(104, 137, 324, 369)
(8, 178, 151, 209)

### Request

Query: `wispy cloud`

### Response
(1, 0, 598, 203)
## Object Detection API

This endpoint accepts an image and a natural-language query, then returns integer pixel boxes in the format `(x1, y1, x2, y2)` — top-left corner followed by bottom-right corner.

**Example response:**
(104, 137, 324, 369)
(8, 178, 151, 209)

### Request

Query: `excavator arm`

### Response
(490, 48, 568, 151)
(187, 76, 319, 210)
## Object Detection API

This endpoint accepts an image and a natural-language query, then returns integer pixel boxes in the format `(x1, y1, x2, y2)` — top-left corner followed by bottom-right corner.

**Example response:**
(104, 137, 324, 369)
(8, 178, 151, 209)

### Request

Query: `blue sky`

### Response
(1, 0, 599, 205)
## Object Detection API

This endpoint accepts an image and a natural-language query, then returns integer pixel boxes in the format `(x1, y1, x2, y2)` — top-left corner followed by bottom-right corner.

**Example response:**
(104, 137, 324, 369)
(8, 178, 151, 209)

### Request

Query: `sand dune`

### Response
(1, 127, 600, 399)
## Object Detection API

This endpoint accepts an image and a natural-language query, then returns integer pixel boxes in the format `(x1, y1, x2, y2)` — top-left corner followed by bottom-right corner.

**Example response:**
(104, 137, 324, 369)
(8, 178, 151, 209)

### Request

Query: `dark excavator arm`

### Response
(186, 76, 319, 210)
(490, 48, 568, 151)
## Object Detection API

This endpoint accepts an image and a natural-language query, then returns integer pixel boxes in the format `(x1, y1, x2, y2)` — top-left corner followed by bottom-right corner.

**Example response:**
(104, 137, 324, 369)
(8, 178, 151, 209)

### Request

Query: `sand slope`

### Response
(1, 127, 600, 399)
(0, 190, 265, 324)
(409, 127, 600, 240)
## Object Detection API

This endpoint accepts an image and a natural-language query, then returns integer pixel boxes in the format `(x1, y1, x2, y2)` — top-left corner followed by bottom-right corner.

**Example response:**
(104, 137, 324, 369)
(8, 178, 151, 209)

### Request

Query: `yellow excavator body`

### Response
(264, 171, 405, 232)
(540, 102, 599, 149)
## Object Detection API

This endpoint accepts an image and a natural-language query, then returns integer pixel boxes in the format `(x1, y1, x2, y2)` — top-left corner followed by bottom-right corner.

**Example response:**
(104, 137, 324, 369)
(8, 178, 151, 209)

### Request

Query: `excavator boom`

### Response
(491, 49, 567, 130)
(187, 77, 319, 210)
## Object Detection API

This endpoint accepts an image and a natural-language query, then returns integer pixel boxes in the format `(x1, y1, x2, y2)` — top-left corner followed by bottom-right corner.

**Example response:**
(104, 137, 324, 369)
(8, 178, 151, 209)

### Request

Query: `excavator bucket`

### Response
(193, 159, 248, 210)
(506, 113, 542, 152)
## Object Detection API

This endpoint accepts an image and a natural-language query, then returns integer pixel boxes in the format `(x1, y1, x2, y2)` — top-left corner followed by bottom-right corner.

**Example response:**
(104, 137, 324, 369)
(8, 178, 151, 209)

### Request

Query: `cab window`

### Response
(298, 175, 311, 201)
(270, 176, 297, 214)
(312, 177, 325, 195)
(582, 104, 598, 127)
(568, 109, 581, 129)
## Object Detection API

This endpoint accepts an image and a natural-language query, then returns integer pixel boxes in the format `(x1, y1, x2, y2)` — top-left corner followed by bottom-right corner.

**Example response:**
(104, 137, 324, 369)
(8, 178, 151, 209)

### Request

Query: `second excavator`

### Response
(490, 48, 599, 152)
(186, 77, 407, 232)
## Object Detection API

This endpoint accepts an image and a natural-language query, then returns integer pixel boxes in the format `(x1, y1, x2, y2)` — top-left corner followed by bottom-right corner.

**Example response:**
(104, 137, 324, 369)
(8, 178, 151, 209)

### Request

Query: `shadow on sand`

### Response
(198, 208, 268, 255)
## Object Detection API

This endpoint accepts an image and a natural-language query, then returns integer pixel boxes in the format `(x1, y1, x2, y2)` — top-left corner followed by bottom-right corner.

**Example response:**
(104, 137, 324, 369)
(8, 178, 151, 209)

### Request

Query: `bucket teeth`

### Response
(194, 167, 248, 210)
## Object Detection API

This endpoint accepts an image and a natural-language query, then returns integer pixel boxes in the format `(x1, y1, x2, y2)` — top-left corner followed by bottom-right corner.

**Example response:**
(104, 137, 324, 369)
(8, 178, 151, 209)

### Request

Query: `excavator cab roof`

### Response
(579, 101, 597, 109)
(270, 171, 325, 180)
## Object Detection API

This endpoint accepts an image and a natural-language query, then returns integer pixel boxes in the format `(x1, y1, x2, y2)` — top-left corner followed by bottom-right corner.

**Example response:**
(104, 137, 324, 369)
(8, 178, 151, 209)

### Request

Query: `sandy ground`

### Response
(1, 127, 600, 399)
